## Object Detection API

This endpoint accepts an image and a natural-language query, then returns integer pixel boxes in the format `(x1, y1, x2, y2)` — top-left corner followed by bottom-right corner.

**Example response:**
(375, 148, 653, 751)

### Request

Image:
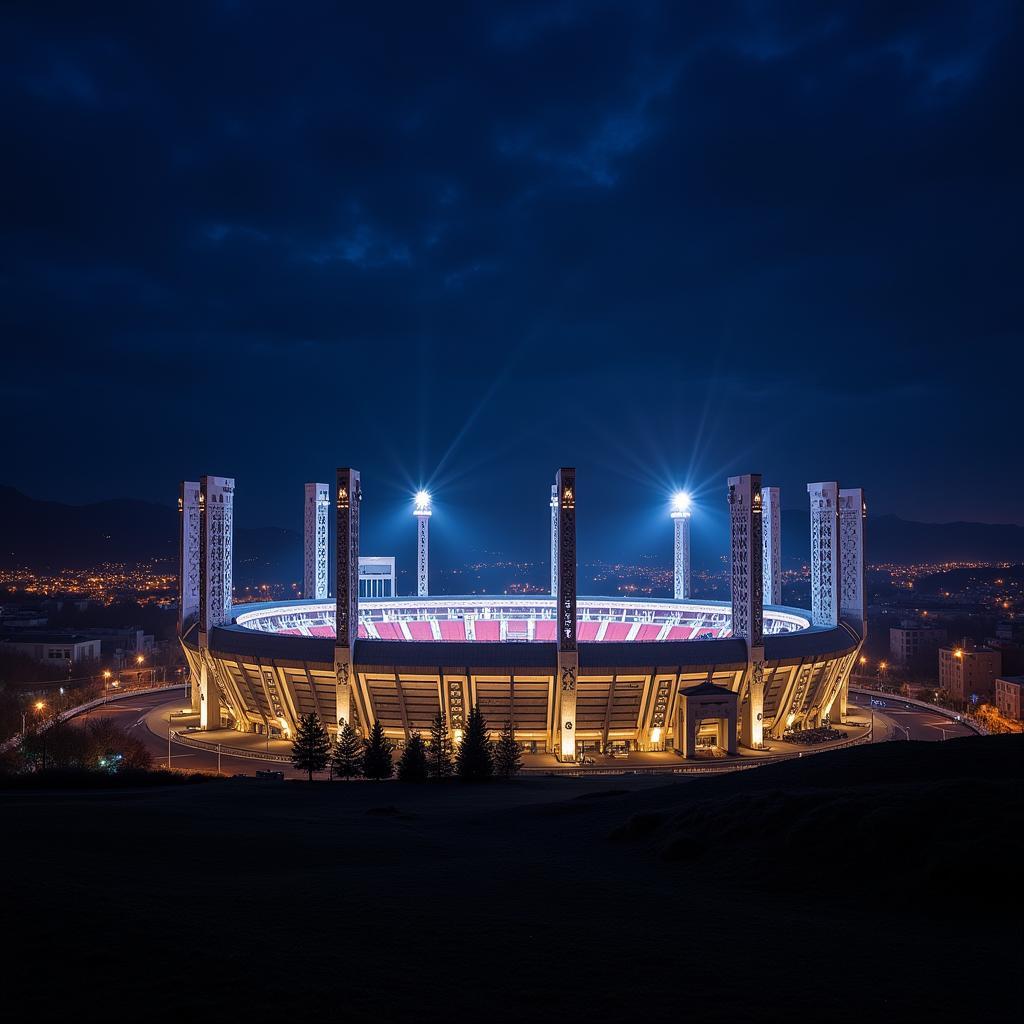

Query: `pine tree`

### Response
(428, 710, 454, 779)
(397, 733, 428, 782)
(362, 719, 394, 780)
(494, 719, 523, 778)
(456, 705, 493, 781)
(290, 712, 331, 781)
(330, 722, 364, 780)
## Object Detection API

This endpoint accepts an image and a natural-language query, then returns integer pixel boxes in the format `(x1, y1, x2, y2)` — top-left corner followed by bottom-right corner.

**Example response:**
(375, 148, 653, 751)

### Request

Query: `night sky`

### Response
(2, 3, 1021, 567)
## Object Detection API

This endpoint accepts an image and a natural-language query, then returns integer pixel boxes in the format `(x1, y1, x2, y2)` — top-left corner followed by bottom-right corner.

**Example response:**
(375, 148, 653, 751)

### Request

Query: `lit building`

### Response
(939, 642, 1002, 704)
(890, 620, 946, 665)
(993, 676, 1024, 721)
(1, 633, 101, 665)
(179, 468, 866, 757)
(359, 556, 396, 598)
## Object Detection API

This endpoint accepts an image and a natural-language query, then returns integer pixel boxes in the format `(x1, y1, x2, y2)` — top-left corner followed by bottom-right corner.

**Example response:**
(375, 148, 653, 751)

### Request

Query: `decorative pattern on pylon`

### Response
(808, 482, 839, 628)
(556, 468, 577, 653)
(199, 476, 234, 634)
(178, 481, 200, 635)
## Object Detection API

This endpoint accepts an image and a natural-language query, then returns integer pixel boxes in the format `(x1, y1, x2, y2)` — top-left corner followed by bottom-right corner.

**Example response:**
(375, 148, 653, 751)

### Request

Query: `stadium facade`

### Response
(179, 469, 866, 761)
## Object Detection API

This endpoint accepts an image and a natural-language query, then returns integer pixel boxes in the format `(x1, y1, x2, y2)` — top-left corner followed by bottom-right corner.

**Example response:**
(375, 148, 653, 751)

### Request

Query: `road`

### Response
(848, 691, 976, 742)
(66, 687, 976, 780)
(71, 689, 304, 777)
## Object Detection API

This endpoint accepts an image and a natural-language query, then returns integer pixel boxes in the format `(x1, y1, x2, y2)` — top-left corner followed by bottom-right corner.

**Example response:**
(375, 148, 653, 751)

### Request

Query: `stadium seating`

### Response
(407, 620, 434, 641)
(474, 620, 500, 642)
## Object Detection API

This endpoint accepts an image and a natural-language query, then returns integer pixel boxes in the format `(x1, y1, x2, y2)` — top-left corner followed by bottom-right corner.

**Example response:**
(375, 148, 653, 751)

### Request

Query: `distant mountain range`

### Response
(0, 485, 301, 585)
(1, 486, 1022, 584)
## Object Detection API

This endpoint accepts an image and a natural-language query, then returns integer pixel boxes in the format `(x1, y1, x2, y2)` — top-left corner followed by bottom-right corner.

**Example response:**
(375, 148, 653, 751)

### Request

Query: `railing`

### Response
(169, 729, 292, 764)
(850, 686, 988, 735)
(1, 683, 189, 752)
(524, 729, 873, 776)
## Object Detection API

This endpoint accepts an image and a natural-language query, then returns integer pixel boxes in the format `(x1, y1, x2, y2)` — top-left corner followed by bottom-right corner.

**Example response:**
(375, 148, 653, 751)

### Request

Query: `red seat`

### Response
(439, 620, 466, 641)
(474, 620, 500, 642)
(534, 620, 556, 641)
(577, 621, 599, 641)
(635, 624, 661, 641)
(407, 621, 434, 641)
(603, 622, 631, 642)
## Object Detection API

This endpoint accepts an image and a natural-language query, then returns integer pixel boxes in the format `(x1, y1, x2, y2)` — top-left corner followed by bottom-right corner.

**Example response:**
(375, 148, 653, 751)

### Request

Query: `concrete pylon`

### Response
(729, 474, 765, 749)
(554, 467, 577, 762)
(335, 468, 360, 732)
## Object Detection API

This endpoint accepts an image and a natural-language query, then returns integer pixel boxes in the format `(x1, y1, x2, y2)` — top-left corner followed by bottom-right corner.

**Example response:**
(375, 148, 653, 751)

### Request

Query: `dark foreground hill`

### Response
(1, 735, 1020, 1022)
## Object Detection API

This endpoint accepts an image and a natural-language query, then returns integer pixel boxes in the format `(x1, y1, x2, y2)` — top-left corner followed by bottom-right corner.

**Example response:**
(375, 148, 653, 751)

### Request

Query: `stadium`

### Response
(179, 470, 867, 761)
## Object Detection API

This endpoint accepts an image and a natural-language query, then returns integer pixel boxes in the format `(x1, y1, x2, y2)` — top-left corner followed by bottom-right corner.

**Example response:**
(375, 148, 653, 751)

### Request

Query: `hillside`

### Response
(0, 735, 1019, 1022)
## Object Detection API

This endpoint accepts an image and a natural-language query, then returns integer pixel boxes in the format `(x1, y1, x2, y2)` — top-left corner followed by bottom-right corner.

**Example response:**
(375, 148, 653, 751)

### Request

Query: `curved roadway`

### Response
(847, 691, 976, 742)
(66, 686, 978, 781)
(71, 689, 306, 777)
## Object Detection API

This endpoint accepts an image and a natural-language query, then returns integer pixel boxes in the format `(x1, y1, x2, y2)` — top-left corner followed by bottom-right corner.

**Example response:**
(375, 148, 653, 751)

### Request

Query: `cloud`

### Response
(0, 1, 1020, 527)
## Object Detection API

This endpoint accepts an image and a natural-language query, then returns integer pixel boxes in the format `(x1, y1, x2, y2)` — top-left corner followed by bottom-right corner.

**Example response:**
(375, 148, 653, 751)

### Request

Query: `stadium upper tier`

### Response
(231, 596, 811, 642)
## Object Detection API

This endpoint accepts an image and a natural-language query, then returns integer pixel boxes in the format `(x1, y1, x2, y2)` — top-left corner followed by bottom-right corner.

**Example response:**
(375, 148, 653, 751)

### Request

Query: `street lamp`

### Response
(22, 700, 46, 736)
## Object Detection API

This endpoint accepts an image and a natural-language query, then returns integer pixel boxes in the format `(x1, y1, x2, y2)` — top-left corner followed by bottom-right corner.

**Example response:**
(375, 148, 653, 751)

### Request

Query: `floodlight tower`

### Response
(414, 490, 431, 597)
(671, 491, 692, 599)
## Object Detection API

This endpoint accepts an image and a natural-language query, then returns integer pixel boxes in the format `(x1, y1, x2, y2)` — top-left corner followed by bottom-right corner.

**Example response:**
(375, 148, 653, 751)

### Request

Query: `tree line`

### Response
(290, 706, 523, 782)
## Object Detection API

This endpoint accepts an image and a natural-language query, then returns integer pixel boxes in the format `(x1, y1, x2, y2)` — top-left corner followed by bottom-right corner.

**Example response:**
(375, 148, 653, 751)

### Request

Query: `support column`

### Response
(807, 482, 840, 628)
(729, 473, 765, 749)
(550, 484, 558, 597)
(335, 469, 360, 731)
(199, 475, 234, 730)
(762, 485, 781, 607)
(178, 481, 200, 710)
(555, 467, 578, 762)
(672, 502, 692, 599)
(834, 487, 867, 724)
(414, 491, 431, 597)
(304, 482, 330, 600)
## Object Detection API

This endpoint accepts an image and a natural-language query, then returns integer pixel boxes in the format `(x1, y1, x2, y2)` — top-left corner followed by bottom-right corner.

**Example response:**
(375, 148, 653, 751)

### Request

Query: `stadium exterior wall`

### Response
(181, 601, 861, 754)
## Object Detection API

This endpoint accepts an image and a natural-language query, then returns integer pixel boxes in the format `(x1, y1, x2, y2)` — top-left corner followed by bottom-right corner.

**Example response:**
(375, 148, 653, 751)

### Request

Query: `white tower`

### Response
(178, 480, 200, 712)
(199, 475, 234, 730)
(178, 480, 200, 637)
(832, 487, 867, 725)
(839, 488, 866, 632)
(670, 491, 692, 599)
(762, 486, 781, 606)
(728, 473, 765, 749)
(414, 490, 431, 597)
(550, 484, 558, 597)
(554, 467, 577, 762)
(304, 482, 330, 600)
(807, 482, 841, 628)
(335, 468, 361, 731)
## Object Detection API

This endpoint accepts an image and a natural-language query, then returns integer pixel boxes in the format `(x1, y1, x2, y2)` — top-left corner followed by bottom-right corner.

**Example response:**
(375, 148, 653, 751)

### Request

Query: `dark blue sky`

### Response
(2, 2, 1021, 565)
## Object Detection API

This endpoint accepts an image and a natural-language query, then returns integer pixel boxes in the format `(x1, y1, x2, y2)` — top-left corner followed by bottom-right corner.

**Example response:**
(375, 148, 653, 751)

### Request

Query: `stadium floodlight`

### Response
(414, 490, 431, 596)
(414, 490, 432, 516)
(671, 492, 692, 600)
(670, 491, 692, 517)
